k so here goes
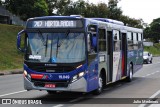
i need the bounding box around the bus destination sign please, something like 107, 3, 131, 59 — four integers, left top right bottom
27, 20, 83, 28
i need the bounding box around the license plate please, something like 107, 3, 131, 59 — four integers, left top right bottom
45, 83, 56, 88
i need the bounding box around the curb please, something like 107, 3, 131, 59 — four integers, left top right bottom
0, 69, 23, 76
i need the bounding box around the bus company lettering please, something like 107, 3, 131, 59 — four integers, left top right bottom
34, 20, 76, 28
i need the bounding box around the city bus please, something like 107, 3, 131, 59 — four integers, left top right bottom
17, 15, 143, 94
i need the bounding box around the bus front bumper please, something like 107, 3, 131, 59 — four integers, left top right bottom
24, 77, 87, 92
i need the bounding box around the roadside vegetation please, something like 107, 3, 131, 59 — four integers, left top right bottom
144, 43, 160, 56
0, 24, 23, 70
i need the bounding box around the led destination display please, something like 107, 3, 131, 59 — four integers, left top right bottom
27, 20, 83, 28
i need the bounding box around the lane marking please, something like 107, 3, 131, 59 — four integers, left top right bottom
0, 90, 27, 97
52, 104, 64, 107
141, 71, 159, 78
138, 90, 160, 107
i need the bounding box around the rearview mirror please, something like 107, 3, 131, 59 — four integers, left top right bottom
17, 30, 26, 52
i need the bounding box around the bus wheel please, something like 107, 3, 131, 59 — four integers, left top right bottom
126, 64, 133, 82
93, 74, 103, 95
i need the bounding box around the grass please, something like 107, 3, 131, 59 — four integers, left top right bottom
0, 24, 24, 70
144, 43, 160, 56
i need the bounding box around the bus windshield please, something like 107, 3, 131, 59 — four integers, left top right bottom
26, 32, 86, 63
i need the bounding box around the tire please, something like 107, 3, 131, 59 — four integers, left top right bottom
126, 64, 133, 82
93, 73, 103, 95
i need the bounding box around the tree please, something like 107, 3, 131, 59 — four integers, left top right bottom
144, 18, 160, 43
63, 0, 109, 18
4, 0, 48, 21
46, 0, 70, 15
107, 0, 122, 20
120, 15, 143, 28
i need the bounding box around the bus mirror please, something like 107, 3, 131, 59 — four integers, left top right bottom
17, 30, 26, 52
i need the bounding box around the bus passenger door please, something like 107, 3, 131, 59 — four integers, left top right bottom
121, 33, 127, 77
112, 30, 121, 82
107, 31, 113, 82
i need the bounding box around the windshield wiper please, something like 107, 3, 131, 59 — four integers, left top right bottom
56, 30, 70, 58
45, 34, 48, 57
57, 30, 70, 47
37, 29, 46, 46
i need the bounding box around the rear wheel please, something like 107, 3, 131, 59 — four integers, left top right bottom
93, 74, 103, 95
126, 64, 133, 82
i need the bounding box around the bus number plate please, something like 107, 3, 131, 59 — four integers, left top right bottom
45, 83, 56, 88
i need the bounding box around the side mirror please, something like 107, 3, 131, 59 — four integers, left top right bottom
17, 30, 26, 52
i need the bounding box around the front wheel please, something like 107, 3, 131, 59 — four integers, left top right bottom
126, 64, 133, 82
93, 74, 103, 95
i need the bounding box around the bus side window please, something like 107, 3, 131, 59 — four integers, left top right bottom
99, 29, 106, 52
133, 32, 138, 50
138, 33, 142, 49
127, 32, 133, 50
113, 30, 120, 52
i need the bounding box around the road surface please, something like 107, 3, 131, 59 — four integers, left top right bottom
0, 57, 160, 107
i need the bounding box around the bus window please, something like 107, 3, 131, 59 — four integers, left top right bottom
133, 33, 138, 50
127, 32, 132, 40
99, 29, 106, 52
138, 33, 142, 49
127, 32, 133, 50
113, 30, 120, 52
138, 33, 142, 41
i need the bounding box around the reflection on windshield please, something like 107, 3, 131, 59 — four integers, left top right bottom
26, 33, 85, 63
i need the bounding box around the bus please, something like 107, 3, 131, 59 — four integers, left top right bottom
17, 15, 143, 94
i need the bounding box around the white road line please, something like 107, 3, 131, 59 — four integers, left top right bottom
0, 90, 27, 97
141, 71, 160, 78
52, 104, 64, 107
138, 90, 160, 107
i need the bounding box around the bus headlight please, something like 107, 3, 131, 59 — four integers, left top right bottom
24, 70, 27, 77
24, 70, 31, 81
71, 71, 85, 83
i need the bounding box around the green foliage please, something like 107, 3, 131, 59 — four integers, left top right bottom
144, 18, 160, 43
4, 0, 48, 21
108, 0, 122, 20
144, 44, 160, 56
3, 0, 143, 28
0, 24, 24, 70
46, 0, 70, 15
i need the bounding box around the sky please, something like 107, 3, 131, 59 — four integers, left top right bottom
82, 0, 160, 24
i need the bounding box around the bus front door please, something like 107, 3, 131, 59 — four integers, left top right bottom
121, 33, 127, 77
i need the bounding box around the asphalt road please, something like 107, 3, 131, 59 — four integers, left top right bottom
1, 57, 160, 107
